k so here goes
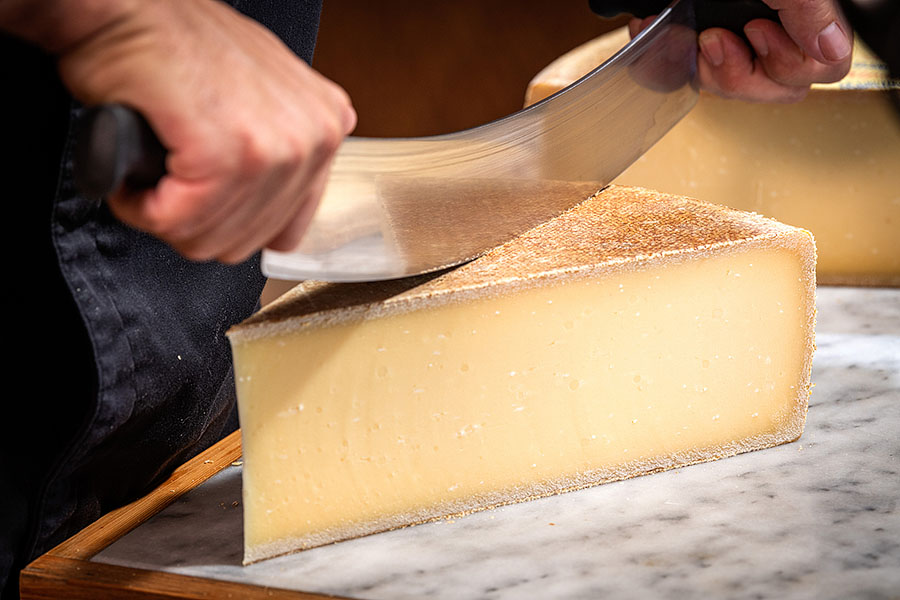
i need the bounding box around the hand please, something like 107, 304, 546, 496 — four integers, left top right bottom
5, 0, 356, 264
630, 0, 853, 103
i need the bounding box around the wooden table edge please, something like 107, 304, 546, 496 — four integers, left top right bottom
20, 430, 349, 599
49, 430, 244, 561
20, 554, 355, 600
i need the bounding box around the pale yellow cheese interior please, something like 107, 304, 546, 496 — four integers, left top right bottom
237, 250, 807, 559
230, 187, 815, 565
617, 94, 899, 285
527, 29, 900, 286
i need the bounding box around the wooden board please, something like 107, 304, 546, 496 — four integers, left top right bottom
19, 431, 346, 600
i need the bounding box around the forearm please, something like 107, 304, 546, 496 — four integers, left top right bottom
0, 0, 138, 53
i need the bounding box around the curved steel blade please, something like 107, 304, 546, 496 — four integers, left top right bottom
263, 0, 698, 282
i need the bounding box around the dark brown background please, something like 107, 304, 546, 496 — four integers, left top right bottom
312, 1, 628, 137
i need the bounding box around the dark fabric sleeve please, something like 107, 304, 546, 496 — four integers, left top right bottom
0, 2, 323, 598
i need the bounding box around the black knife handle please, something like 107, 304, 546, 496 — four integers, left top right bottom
74, 104, 168, 197
590, 0, 780, 40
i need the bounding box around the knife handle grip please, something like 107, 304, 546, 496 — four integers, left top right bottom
590, 0, 780, 41
74, 104, 168, 197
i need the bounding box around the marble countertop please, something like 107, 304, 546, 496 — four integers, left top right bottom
94, 286, 900, 599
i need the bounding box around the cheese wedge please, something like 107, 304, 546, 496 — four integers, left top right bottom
527, 28, 900, 286
228, 185, 816, 565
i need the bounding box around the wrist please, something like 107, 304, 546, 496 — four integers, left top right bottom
0, 0, 140, 53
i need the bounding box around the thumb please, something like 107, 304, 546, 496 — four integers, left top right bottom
767, 0, 853, 63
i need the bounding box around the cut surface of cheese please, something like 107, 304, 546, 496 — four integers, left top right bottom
527, 29, 900, 286
228, 185, 816, 565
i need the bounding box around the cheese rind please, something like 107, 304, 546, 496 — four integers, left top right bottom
526, 30, 900, 286
229, 186, 816, 565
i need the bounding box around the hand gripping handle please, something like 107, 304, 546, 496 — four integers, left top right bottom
589, 0, 779, 42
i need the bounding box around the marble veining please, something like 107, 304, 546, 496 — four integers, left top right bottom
94, 287, 900, 599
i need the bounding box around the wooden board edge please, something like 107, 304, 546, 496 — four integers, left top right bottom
20, 555, 349, 600
44, 430, 243, 561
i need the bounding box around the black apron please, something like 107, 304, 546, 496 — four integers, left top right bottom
0, 2, 322, 597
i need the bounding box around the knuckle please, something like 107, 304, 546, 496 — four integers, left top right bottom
237, 130, 269, 176
318, 121, 343, 154
762, 59, 803, 86
714, 71, 746, 98
285, 137, 310, 167
305, 118, 343, 160
325, 83, 357, 132
326, 80, 353, 109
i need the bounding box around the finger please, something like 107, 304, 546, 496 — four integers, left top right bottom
212, 117, 345, 262
122, 177, 242, 261
105, 186, 158, 231
210, 163, 314, 264
189, 124, 335, 262
744, 18, 851, 86
628, 16, 654, 39
764, 0, 853, 66
108, 171, 242, 250
265, 158, 332, 253
151, 167, 288, 263
335, 87, 358, 135
698, 28, 808, 103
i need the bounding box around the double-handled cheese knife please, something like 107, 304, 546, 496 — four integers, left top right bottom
74, 0, 779, 282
